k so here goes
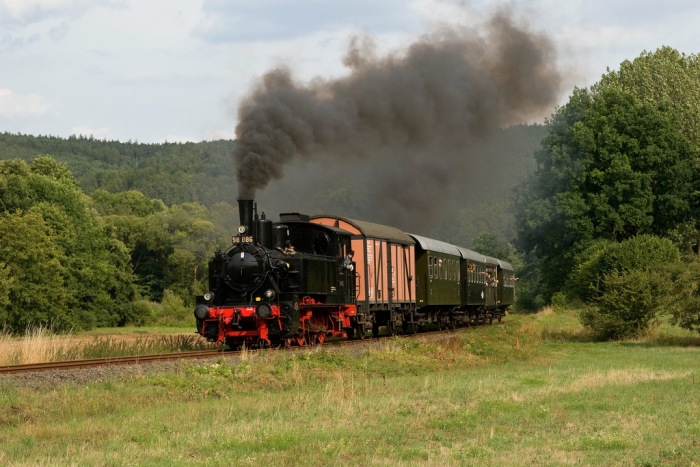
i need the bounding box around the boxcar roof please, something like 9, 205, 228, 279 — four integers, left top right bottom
310, 216, 414, 245
284, 220, 352, 237
455, 246, 486, 263
407, 233, 461, 256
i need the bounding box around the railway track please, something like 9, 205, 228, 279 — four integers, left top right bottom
0, 349, 224, 375
0, 322, 503, 376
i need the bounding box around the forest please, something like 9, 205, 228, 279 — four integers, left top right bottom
1, 46, 700, 338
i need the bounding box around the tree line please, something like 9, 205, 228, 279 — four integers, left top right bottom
0, 135, 238, 207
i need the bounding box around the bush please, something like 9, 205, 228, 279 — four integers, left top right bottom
151, 289, 192, 327
567, 235, 680, 301
121, 300, 157, 326
550, 292, 569, 311
579, 269, 670, 340
668, 261, 700, 333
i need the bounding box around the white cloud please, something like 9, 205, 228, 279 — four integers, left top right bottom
1, 0, 699, 143
0, 0, 124, 25
192, 0, 418, 43
0, 89, 56, 118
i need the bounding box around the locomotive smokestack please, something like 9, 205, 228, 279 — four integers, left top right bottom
238, 199, 254, 233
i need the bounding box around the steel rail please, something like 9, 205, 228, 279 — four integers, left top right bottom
0, 349, 224, 375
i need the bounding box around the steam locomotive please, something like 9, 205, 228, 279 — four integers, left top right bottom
194, 200, 515, 349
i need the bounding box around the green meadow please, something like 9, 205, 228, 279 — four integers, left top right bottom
1, 310, 698, 466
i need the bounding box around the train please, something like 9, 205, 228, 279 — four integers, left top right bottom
194, 199, 515, 349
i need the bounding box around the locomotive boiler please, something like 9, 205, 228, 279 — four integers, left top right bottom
194, 200, 358, 348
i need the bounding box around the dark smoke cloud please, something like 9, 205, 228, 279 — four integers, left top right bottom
234, 11, 561, 229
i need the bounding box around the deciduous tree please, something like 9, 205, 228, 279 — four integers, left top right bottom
517, 84, 697, 297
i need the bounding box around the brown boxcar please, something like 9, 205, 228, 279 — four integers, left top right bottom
310, 216, 416, 336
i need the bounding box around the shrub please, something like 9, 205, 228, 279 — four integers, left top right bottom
152, 289, 192, 327
121, 300, 157, 326
550, 292, 569, 311
567, 235, 680, 302
579, 269, 670, 340
668, 261, 700, 333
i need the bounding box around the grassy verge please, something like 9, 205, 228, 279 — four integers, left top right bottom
1, 311, 698, 466
0, 326, 209, 365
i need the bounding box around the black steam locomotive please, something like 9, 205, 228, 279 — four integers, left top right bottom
194, 200, 515, 348
194, 200, 358, 348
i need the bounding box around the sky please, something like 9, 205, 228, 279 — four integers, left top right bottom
1, 0, 698, 144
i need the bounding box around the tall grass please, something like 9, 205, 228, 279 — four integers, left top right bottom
0, 325, 65, 365
0, 326, 212, 365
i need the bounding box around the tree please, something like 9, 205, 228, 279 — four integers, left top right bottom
0, 210, 71, 331
0, 157, 139, 332
516, 85, 697, 298
0, 263, 12, 312
472, 232, 520, 265
94, 194, 221, 303
598, 46, 700, 151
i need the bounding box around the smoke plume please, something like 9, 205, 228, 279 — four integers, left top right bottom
234, 11, 561, 230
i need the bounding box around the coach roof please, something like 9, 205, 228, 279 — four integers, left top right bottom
407, 233, 461, 256
455, 246, 486, 263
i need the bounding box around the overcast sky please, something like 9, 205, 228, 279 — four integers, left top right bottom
1, 0, 697, 143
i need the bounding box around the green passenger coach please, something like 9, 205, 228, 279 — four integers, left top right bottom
408, 233, 461, 308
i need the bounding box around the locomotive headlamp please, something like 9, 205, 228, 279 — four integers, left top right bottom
203, 291, 215, 302
238, 225, 247, 234
264, 289, 276, 299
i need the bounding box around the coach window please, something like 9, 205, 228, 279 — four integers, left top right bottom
428, 256, 433, 279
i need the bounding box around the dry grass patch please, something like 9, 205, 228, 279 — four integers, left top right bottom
564, 368, 691, 392
0, 327, 208, 365
507, 368, 692, 403
0, 326, 71, 364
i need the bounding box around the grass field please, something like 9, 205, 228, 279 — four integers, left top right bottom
1, 310, 698, 466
